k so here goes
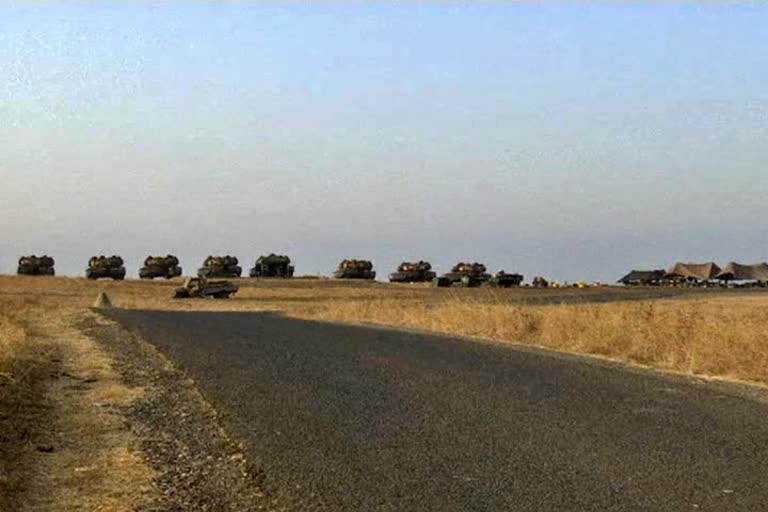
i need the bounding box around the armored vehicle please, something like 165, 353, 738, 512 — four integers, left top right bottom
198, 255, 242, 278
532, 276, 549, 288
389, 261, 436, 283
173, 276, 238, 299
490, 271, 524, 288
249, 254, 295, 278
139, 255, 182, 279
86, 255, 126, 280
17, 255, 55, 276
334, 259, 375, 280
434, 262, 491, 288
617, 270, 666, 286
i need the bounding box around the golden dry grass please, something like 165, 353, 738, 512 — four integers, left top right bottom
291, 295, 768, 385
2, 275, 767, 385
0, 295, 45, 387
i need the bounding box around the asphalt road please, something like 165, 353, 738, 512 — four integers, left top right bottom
106, 310, 768, 511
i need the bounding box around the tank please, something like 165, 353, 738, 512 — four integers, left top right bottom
434, 262, 491, 288
86, 255, 126, 280
173, 276, 238, 299
17, 255, 55, 276
489, 271, 524, 288
334, 259, 376, 280
389, 261, 436, 283
198, 255, 242, 278
139, 255, 182, 279
249, 254, 295, 278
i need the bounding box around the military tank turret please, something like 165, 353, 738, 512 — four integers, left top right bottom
86, 255, 126, 280
198, 255, 242, 278
489, 271, 524, 288
434, 262, 491, 288
334, 259, 375, 280
139, 255, 182, 279
389, 261, 436, 283
249, 254, 294, 278
17, 255, 55, 276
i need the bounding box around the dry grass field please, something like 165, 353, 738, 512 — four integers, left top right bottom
1, 275, 767, 386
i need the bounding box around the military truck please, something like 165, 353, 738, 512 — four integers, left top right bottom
249, 254, 294, 278
86, 255, 126, 280
334, 259, 375, 280
139, 255, 182, 279
198, 255, 242, 278
434, 262, 491, 288
17, 255, 55, 276
489, 271, 524, 288
389, 261, 436, 283
173, 276, 238, 299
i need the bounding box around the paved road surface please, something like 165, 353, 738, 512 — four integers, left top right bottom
106, 310, 768, 511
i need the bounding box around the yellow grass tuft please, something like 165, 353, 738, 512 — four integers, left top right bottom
0, 296, 44, 385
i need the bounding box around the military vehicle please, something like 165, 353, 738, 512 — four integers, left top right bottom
17, 255, 55, 276
532, 276, 549, 288
86, 255, 126, 280
139, 255, 182, 279
173, 276, 238, 299
489, 271, 524, 288
389, 261, 436, 283
198, 255, 242, 278
334, 259, 375, 280
249, 254, 294, 278
434, 262, 491, 288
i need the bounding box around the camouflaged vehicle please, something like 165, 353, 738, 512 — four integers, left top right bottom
173, 276, 238, 299
434, 262, 491, 288
198, 255, 242, 278
334, 259, 376, 280
389, 261, 436, 283
86, 255, 126, 280
139, 255, 182, 279
17, 255, 55, 276
489, 271, 524, 288
249, 254, 295, 278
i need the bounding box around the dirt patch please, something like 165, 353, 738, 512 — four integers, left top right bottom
79, 312, 282, 511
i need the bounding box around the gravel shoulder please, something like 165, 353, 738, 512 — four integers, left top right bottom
78, 311, 282, 511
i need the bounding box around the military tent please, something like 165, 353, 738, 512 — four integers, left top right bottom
715, 262, 768, 281
665, 262, 721, 281
617, 270, 666, 285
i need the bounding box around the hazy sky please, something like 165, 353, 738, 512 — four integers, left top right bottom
2, 3, 767, 281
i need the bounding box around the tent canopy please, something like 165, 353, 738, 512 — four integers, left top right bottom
716, 262, 768, 281
666, 262, 721, 280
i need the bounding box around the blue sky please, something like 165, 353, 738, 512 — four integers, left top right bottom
1, 3, 767, 280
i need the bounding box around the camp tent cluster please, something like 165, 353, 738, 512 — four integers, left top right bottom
619, 262, 768, 285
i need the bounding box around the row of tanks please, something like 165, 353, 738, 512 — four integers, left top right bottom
14, 254, 525, 287
197, 254, 295, 278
